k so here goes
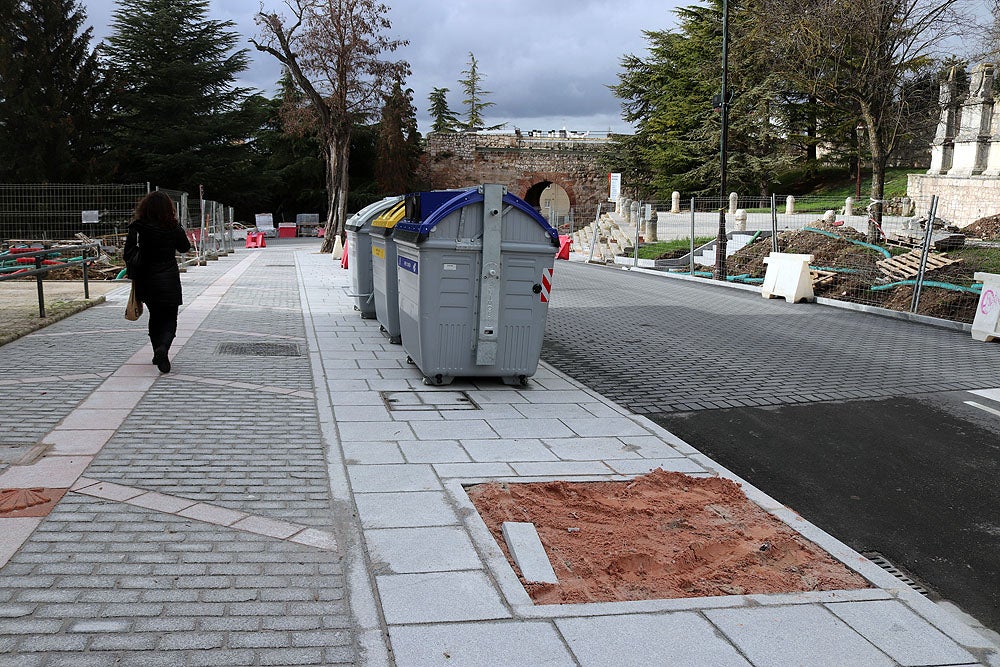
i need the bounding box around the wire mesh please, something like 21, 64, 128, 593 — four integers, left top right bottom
0, 184, 149, 244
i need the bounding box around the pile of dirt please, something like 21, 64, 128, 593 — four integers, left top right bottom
468, 469, 870, 605
700, 219, 987, 322
963, 214, 1000, 240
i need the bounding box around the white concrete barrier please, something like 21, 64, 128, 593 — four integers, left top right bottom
972, 272, 1000, 342
762, 252, 815, 303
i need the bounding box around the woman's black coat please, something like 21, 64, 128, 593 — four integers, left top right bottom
124, 219, 192, 306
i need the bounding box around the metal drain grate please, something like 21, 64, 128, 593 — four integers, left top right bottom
217, 342, 301, 357
863, 551, 935, 597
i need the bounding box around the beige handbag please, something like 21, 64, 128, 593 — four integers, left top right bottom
125, 283, 143, 321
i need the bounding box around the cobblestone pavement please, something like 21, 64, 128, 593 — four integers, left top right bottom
1, 242, 997, 666
0, 245, 357, 666
541, 263, 1000, 414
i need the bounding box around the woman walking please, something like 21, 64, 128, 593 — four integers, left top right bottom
124, 191, 191, 373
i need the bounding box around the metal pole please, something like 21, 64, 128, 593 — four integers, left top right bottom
771, 193, 779, 254
587, 204, 602, 263
82, 256, 90, 300
715, 0, 730, 281
634, 200, 641, 267
911, 195, 939, 313
35, 255, 45, 318
690, 198, 696, 276
199, 185, 206, 262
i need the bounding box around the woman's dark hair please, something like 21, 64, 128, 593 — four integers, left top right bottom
134, 191, 179, 227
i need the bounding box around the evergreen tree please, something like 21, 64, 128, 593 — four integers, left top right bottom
376, 80, 421, 194
0, 0, 104, 182
458, 52, 495, 131
100, 0, 252, 193
427, 87, 459, 133
611, 0, 794, 198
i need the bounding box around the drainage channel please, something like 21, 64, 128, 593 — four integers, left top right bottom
863, 551, 938, 598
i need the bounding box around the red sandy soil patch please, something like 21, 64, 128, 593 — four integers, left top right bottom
468, 469, 870, 605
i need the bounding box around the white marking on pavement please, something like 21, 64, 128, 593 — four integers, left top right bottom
72, 477, 338, 551
963, 401, 1000, 419
969, 388, 1000, 404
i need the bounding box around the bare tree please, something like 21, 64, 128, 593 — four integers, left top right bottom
762, 0, 971, 240
252, 0, 408, 252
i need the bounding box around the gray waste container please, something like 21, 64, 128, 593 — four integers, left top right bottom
392, 184, 559, 386
345, 196, 402, 319
369, 199, 407, 343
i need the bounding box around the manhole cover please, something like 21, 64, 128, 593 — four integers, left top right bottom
381, 390, 480, 411
217, 342, 301, 357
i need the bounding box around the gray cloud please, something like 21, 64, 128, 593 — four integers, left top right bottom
80, 0, 682, 132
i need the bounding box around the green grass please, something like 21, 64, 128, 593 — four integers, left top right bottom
636, 237, 715, 259
951, 246, 1000, 277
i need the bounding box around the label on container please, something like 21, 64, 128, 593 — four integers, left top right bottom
398, 256, 418, 274
372, 246, 385, 259
443, 263, 457, 271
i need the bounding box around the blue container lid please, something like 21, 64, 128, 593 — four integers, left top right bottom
394, 187, 559, 243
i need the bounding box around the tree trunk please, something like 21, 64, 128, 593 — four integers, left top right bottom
861, 109, 887, 244
320, 131, 352, 254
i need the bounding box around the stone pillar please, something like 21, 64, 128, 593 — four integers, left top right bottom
951, 63, 994, 176
928, 69, 958, 175
728, 192, 738, 215
785, 196, 795, 215
630, 200, 640, 228
985, 88, 1000, 176
646, 208, 658, 242
671, 191, 680, 214
845, 197, 855, 217
735, 209, 747, 231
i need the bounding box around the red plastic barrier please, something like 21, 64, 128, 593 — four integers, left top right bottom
340, 237, 349, 269
556, 235, 571, 260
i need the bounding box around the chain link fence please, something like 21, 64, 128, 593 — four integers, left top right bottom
0, 183, 239, 260
576, 192, 999, 325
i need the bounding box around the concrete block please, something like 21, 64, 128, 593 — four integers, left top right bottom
375, 571, 510, 624
556, 612, 752, 667
353, 491, 457, 528
706, 605, 895, 667
972, 271, 1000, 342
366, 526, 481, 573
389, 621, 575, 667
762, 252, 815, 303
501, 522, 557, 584
827, 600, 978, 666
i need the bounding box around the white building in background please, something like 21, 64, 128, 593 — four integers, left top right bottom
908, 63, 1000, 225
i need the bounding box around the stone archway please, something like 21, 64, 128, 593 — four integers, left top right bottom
523, 181, 571, 228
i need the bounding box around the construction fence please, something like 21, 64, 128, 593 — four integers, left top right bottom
574, 193, 1000, 325
0, 183, 240, 260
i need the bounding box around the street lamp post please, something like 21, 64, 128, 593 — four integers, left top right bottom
856, 122, 865, 201
714, 0, 730, 281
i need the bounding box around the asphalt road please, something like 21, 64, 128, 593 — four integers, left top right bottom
540, 261, 1000, 632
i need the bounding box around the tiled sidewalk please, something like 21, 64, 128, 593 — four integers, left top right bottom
0, 241, 996, 666
296, 248, 999, 666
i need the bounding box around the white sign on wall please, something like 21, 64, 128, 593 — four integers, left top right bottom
608, 173, 621, 202
81, 210, 99, 224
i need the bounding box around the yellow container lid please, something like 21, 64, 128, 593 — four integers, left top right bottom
371, 201, 406, 229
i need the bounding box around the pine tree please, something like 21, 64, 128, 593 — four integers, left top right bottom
100, 0, 251, 193
376, 80, 421, 194
0, 0, 104, 182
610, 0, 794, 198
458, 52, 495, 131
427, 87, 459, 133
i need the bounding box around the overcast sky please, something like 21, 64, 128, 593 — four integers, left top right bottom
77, 0, 685, 135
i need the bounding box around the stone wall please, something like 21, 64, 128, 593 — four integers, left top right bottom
909, 63, 1000, 225
424, 132, 611, 217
